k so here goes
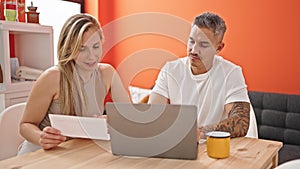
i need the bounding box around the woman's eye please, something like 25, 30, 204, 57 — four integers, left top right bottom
80, 46, 86, 51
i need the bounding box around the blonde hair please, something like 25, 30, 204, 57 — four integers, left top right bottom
57, 13, 104, 116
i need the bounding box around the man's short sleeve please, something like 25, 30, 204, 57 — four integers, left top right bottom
225, 67, 250, 104
152, 63, 170, 99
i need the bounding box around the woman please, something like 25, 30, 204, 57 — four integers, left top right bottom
18, 14, 131, 154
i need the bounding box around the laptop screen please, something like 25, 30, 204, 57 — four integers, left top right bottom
106, 103, 198, 160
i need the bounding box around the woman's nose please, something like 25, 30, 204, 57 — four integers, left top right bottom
86, 48, 98, 58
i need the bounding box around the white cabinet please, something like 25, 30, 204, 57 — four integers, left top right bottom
0, 21, 54, 112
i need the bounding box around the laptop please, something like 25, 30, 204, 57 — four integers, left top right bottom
106, 102, 198, 160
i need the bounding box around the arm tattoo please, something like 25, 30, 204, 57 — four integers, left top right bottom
216, 102, 250, 138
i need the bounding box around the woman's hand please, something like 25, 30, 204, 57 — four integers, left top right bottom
93, 114, 109, 133
99, 114, 107, 121
39, 126, 66, 150
93, 114, 107, 120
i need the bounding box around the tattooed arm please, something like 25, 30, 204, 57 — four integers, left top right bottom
198, 102, 250, 139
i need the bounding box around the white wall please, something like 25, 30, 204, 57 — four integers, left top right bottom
25, 0, 80, 65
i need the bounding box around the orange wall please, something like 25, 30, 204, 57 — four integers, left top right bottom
84, 0, 98, 20
86, 0, 300, 95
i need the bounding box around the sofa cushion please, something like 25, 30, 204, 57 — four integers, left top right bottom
286, 112, 300, 130
279, 144, 300, 164
249, 91, 300, 146
259, 125, 284, 142
287, 95, 300, 113
261, 109, 285, 128
249, 91, 300, 164
263, 93, 288, 112
284, 129, 300, 145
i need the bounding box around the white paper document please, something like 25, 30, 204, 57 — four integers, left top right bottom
49, 114, 110, 140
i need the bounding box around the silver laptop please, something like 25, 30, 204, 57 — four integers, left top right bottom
106, 103, 198, 160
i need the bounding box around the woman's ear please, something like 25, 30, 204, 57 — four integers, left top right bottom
216, 42, 225, 53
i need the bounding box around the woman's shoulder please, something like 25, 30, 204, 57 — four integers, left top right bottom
38, 66, 60, 82
44, 66, 60, 75
32, 66, 60, 95
97, 63, 115, 73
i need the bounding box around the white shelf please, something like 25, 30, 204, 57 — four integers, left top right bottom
0, 21, 54, 109
0, 84, 5, 92
5, 81, 35, 92
0, 21, 52, 34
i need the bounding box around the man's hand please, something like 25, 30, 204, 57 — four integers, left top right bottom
198, 124, 217, 140
197, 128, 205, 140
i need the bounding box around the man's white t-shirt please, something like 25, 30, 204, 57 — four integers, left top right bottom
152, 56, 250, 127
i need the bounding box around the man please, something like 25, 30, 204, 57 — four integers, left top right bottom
148, 12, 250, 139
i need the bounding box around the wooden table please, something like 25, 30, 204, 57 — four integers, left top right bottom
0, 137, 282, 169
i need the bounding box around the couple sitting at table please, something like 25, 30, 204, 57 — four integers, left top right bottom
18, 12, 252, 155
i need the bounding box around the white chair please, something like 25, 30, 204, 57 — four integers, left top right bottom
0, 102, 26, 160
245, 104, 258, 138
275, 159, 300, 169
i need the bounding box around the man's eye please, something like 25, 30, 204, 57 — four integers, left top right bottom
93, 44, 100, 49
189, 39, 195, 44
200, 42, 209, 48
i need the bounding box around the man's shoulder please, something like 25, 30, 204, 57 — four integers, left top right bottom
214, 56, 241, 69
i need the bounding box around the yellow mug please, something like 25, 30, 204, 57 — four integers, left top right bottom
206, 131, 230, 159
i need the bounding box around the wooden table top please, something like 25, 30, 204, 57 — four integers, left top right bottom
0, 137, 282, 169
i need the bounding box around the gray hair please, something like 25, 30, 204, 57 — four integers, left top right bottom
193, 12, 227, 42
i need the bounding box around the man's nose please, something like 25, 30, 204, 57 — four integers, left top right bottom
191, 44, 200, 54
